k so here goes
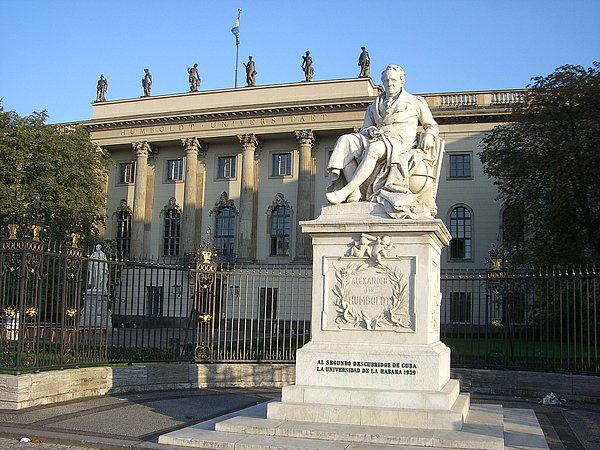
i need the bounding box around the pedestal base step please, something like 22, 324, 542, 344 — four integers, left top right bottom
159, 405, 548, 450
267, 393, 470, 431
282, 379, 460, 410
219, 403, 503, 448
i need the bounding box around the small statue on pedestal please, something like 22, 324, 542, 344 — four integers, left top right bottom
243, 56, 257, 87
96, 74, 108, 102
87, 244, 108, 293
187, 64, 201, 92
302, 51, 314, 82
358, 47, 371, 78
142, 68, 152, 96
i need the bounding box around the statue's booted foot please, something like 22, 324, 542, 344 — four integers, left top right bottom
326, 190, 345, 205
347, 189, 361, 203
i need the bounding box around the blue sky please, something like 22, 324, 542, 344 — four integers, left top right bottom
1, 0, 599, 124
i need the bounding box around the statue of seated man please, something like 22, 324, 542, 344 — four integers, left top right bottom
326, 65, 440, 219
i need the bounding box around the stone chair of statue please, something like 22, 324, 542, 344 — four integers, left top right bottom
407, 131, 445, 217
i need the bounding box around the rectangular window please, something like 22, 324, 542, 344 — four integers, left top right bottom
259, 287, 278, 320
116, 210, 132, 257
217, 156, 236, 179
450, 292, 471, 323
119, 162, 135, 184
163, 209, 181, 256
215, 207, 236, 261
270, 206, 291, 256
272, 153, 292, 177
166, 159, 184, 181
146, 286, 164, 316
449, 154, 471, 178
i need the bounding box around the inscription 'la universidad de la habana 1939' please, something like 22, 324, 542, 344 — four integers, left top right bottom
316, 359, 417, 376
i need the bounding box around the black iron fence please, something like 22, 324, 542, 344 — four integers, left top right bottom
441, 267, 599, 374
0, 235, 312, 372
0, 233, 598, 375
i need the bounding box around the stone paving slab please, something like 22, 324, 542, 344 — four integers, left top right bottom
503, 409, 549, 449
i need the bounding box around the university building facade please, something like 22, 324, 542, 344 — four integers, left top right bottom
84, 77, 523, 270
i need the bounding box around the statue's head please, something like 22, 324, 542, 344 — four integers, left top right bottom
381, 65, 405, 97
95, 244, 102, 251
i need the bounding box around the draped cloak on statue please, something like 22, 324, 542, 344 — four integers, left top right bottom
327, 89, 438, 218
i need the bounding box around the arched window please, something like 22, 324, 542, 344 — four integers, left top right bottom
115, 199, 132, 257
162, 198, 181, 256
449, 206, 472, 259
270, 205, 292, 256
210, 192, 238, 261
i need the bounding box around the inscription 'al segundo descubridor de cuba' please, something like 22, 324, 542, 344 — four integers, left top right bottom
331, 234, 411, 331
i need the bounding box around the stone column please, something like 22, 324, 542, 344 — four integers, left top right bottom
181, 137, 200, 257
131, 141, 150, 257
95, 144, 109, 241
294, 130, 315, 261
237, 134, 259, 261
194, 143, 208, 251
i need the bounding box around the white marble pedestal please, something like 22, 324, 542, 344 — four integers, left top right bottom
79, 290, 112, 330
266, 202, 469, 430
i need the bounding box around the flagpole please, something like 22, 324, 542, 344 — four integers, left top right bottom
234, 8, 241, 88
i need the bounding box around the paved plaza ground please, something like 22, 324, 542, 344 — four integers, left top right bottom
0, 388, 597, 449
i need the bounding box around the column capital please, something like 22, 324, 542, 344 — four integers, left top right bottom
181, 137, 200, 154
237, 133, 259, 150
294, 129, 315, 146
132, 141, 151, 157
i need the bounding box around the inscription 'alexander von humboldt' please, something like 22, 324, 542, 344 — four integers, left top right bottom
332, 262, 411, 331
348, 276, 390, 305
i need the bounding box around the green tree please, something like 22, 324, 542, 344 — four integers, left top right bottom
479, 62, 600, 264
0, 103, 109, 243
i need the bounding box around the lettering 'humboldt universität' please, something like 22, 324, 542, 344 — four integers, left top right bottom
118, 114, 329, 137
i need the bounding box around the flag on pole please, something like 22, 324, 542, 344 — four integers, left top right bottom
231, 17, 240, 45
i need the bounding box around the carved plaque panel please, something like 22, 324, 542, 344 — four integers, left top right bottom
323, 256, 415, 332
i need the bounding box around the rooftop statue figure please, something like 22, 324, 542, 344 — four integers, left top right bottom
142, 68, 152, 97
243, 56, 257, 87
187, 64, 201, 92
358, 47, 371, 78
96, 74, 108, 102
302, 51, 314, 82
326, 65, 444, 219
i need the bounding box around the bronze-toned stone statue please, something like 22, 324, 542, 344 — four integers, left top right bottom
96, 74, 108, 102
243, 56, 257, 87
358, 47, 371, 78
302, 51, 314, 82
187, 64, 201, 92
142, 68, 152, 97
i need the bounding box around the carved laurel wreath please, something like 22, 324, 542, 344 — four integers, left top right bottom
332, 262, 411, 331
